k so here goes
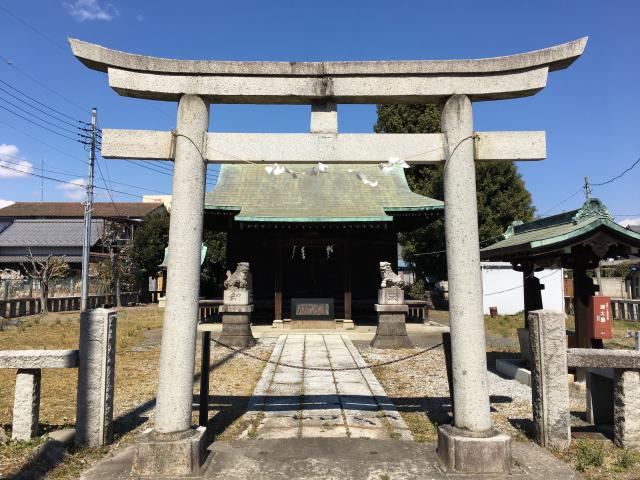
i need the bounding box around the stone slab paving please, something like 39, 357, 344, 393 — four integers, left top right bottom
81, 438, 582, 480
241, 333, 412, 440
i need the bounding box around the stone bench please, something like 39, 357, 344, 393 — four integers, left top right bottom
566, 348, 640, 449
0, 350, 79, 441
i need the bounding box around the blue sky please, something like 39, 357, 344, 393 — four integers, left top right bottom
0, 0, 638, 225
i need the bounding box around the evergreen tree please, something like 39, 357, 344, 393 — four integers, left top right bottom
125, 209, 227, 295
374, 104, 535, 280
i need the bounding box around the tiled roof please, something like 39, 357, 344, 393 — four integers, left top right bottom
0, 219, 103, 247
481, 199, 640, 259
0, 255, 83, 264
204, 163, 443, 222
0, 202, 164, 219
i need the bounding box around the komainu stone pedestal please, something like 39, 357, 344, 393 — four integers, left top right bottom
437, 424, 511, 473
370, 304, 412, 349
218, 304, 256, 348
133, 426, 206, 476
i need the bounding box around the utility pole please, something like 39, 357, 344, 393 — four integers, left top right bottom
584, 176, 592, 200
80, 108, 97, 312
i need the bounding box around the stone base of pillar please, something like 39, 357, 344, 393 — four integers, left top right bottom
437, 424, 511, 474
218, 305, 256, 348
132, 426, 206, 476
370, 304, 412, 349
342, 319, 355, 330
272, 319, 284, 329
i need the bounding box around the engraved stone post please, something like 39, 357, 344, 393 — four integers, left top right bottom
529, 309, 571, 450
218, 262, 256, 348
76, 308, 117, 446
614, 369, 640, 449
12, 369, 41, 441
371, 262, 412, 348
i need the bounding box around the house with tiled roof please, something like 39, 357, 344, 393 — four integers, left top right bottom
0, 202, 166, 270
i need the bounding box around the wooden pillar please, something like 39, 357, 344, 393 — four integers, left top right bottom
344, 239, 352, 320
573, 263, 597, 350
274, 238, 282, 320
523, 265, 544, 329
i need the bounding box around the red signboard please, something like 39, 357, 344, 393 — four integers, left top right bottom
587, 296, 612, 340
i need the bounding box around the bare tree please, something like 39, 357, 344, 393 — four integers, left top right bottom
21, 248, 70, 314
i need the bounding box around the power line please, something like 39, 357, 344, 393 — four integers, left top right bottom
0, 153, 170, 195
124, 159, 173, 176
95, 155, 121, 216
0, 94, 81, 135
0, 5, 72, 57
0, 78, 83, 123
0, 54, 88, 114
484, 270, 558, 296
0, 84, 83, 128
0, 103, 82, 142
0, 118, 87, 165
539, 187, 583, 217
0, 163, 144, 198
592, 157, 640, 187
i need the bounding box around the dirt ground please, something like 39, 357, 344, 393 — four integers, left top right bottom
2, 308, 639, 479
0, 306, 273, 479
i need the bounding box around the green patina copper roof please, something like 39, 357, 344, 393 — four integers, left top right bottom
481, 198, 640, 259
204, 163, 443, 222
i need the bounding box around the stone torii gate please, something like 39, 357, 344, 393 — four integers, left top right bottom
69, 37, 586, 475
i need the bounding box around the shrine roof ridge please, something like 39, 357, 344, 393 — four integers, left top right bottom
69, 37, 587, 77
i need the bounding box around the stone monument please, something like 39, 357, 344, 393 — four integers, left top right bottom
371, 262, 412, 348
218, 262, 256, 347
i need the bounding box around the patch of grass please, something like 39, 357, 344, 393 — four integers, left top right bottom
484, 313, 524, 339
246, 424, 258, 439
613, 449, 640, 472
575, 440, 604, 472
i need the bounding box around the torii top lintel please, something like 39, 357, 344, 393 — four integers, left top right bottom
69, 37, 587, 104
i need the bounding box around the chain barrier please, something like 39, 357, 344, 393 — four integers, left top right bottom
211, 337, 444, 372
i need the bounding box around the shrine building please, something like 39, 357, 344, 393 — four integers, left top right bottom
204, 162, 443, 325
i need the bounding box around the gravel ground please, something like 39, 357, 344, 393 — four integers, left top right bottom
358, 343, 587, 443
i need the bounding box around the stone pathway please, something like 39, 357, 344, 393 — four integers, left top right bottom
242, 334, 412, 440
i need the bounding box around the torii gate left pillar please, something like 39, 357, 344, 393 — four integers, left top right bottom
69, 36, 586, 476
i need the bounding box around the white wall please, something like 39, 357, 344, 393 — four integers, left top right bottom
598, 277, 629, 299
481, 262, 564, 316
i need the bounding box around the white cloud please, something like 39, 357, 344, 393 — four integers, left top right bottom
0, 144, 33, 178
0, 199, 14, 209
619, 218, 640, 227
57, 178, 86, 201
63, 0, 119, 22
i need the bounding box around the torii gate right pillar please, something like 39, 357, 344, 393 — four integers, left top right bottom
437, 94, 511, 473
